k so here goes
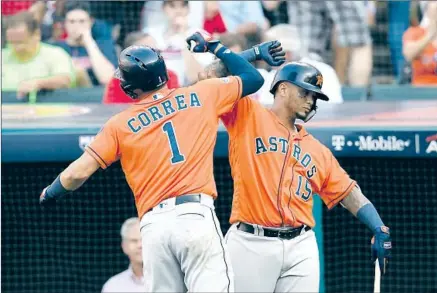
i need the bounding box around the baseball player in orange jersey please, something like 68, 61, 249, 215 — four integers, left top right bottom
200, 61, 392, 292
38, 31, 266, 292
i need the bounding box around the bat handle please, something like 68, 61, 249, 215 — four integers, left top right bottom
374, 260, 381, 293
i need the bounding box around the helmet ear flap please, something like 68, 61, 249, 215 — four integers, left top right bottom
302, 99, 318, 123
120, 82, 139, 99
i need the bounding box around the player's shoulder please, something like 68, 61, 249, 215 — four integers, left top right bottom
300, 125, 332, 155
193, 76, 239, 88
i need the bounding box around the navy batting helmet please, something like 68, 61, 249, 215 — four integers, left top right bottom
270, 62, 329, 101
115, 45, 169, 99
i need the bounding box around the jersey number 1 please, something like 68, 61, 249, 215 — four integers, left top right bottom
162, 121, 185, 164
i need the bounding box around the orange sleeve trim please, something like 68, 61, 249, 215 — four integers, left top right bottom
85, 146, 108, 169
326, 180, 357, 210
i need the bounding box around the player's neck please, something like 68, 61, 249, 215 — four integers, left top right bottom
130, 262, 143, 278
271, 103, 297, 133
136, 85, 170, 102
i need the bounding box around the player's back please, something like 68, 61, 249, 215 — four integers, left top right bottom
86, 77, 242, 218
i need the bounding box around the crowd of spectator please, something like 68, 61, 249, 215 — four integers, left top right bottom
2, 0, 436, 104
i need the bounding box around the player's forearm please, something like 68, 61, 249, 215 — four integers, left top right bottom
340, 185, 370, 216
341, 185, 385, 232
206, 49, 257, 79
42, 153, 100, 201
60, 169, 89, 191
44, 165, 89, 200
84, 39, 115, 85
212, 44, 264, 96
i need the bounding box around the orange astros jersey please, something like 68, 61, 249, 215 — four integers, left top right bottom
222, 97, 356, 228
86, 76, 242, 218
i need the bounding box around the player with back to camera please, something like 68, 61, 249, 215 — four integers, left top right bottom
39, 30, 265, 292
200, 59, 393, 292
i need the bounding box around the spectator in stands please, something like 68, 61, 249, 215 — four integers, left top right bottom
219, 32, 248, 53
261, 0, 289, 27
53, 1, 117, 86
88, 1, 144, 47
387, 1, 411, 79
141, 1, 204, 35
217, 1, 267, 37
203, 1, 227, 36
38, 0, 68, 42
256, 24, 343, 105
2, 11, 74, 99
288, 1, 373, 86
103, 31, 180, 104
101, 217, 144, 293
1, 1, 35, 16
402, 2, 437, 85
146, 1, 212, 86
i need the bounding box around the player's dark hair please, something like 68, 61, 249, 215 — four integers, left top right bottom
5, 11, 39, 34
65, 1, 92, 17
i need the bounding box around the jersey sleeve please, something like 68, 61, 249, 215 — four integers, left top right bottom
85, 118, 120, 169
317, 147, 356, 209
196, 76, 242, 117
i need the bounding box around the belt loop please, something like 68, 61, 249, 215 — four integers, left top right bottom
300, 225, 307, 235
257, 225, 264, 236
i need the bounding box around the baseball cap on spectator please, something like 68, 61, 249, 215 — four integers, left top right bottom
102, 31, 180, 104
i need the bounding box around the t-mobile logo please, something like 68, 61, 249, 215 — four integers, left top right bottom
332, 135, 345, 151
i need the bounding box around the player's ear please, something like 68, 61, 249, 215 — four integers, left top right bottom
121, 240, 128, 254
278, 82, 288, 97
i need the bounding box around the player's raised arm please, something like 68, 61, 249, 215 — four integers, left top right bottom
186, 31, 264, 97
340, 186, 392, 275
204, 41, 286, 79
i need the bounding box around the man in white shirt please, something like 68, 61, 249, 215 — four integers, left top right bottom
255, 24, 344, 105
101, 217, 144, 293
144, 1, 213, 85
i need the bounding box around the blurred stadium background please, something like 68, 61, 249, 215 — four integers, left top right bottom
2, 1, 437, 293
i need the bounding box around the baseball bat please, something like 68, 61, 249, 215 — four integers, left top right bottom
374, 260, 381, 293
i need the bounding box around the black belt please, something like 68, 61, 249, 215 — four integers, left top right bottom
237, 222, 311, 240
147, 194, 201, 213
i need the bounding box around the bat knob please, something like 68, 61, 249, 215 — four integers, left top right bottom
190, 40, 196, 52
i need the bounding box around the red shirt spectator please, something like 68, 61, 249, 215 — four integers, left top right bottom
204, 12, 227, 35
1, 1, 34, 16
103, 70, 180, 104
203, 1, 227, 35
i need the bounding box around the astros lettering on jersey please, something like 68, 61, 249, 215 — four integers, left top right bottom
86, 76, 242, 218
221, 97, 356, 228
